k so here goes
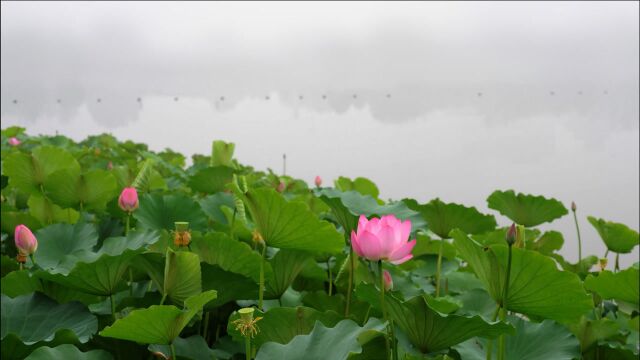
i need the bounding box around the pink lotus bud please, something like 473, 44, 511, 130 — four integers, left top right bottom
314, 176, 322, 188
8, 137, 21, 146
118, 187, 139, 212
506, 223, 517, 245
107, 161, 113, 170
383, 270, 393, 291
571, 201, 576, 212
14, 225, 37, 256
276, 181, 285, 193
350, 214, 416, 265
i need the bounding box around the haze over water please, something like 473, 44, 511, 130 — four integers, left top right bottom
2, 2, 638, 264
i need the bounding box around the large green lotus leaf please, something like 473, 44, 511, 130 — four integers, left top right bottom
301, 291, 371, 324
0, 208, 42, 234
526, 230, 564, 255
255, 318, 385, 360
239, 188, 344, 253
412, 233, 457, 259
134, 193, 208, 231
550, 253, 599, 275
1, 293, 97, 344
315, 188, 426, 236
191, 232, 269, 283
334, 176, 380, 199
404, 198, 496, 239
356, 284, 513, 353
227, 306, 343, 348
266, 249, 315, 298
451, 230, 593, 323
1, 270, 42, 297
163, 248, 202, 306
36, 250, 139, 296
472, 227, 541, 247
24, 344, 113, 360
98, 229, 161, 255
568, 316, 620, 352
211, 140, 235, 167
34, 222, 99, 270
45, 169, 117, 210
454, 316, 580, 360
201, 264, 257, 307
100, 290, 217, 345
27, 194, 79, 225
188, 166, 235, 194
3, 146, 80, 195
487, 190, 568, 227
587, 216, 639, 254
148, 335, 216, 360
199, 193, 236, 225
584, 267, 639, 306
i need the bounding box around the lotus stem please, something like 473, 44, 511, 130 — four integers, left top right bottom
203, 311, 210, 344
29, 254, 36, 266
615, 254, 620, 272
486, 304, 501, 360
110, 294, 117, 322
230, 208, 237, 240
125, 212, 131, 236
571, 208, 583, 267
345, 247, 354, 317
258, 242, 267, 310
378, 261, 391, 360
435, 239, 444, 297
159, 293, 167, 305
498, 244, 514, 360
327, 258, 333, 296
245, 334, 251, 360
170, 343, 176, 360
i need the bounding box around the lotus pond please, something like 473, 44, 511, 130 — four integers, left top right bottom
1, 126, 638, 360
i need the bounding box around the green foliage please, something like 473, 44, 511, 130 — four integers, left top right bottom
487, 190, 568, 227
584, 267, 639, 306
404, 198, 497, 238
587, 216, 639, 254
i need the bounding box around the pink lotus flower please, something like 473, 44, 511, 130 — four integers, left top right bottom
314, 176, 322, 188
351, 214, 416, 264
8, 137, 21, 146
15, 225, 37, 256
383, 270, 393, 291
118, 187, 139, 212
276, 181, 285, 193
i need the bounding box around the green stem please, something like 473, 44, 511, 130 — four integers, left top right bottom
486, 305, 501, 360
378, 261, 391, 360
258, 242, 267, 310
345, 247, 354, 317
125, 212, 131, 236
160, 293, 167, 305
203, 311, 210, 344
170, 343, 176, 360
245, 335, 252, 360
615, 254, 620, 272
29, 254, 36, 266
435, 239, 444, 297
129, 268, 133, 297
572, 210, 582, 265
19, 262, 23, 271
498, 244, 514, 360
110, 294, 117, 321
230, 208, 237, 240
327, 258, 333, 296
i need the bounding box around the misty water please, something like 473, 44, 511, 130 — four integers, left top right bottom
1, 2, 639, 265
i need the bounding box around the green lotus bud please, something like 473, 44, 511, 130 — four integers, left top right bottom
571, 201, 576, 212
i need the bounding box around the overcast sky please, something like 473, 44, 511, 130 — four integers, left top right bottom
1, 1, 638, 264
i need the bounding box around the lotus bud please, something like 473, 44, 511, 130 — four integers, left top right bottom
383, 270, 393, 291
107, 161, 113, 170
118, 187, 139, 212
314, 176, 322, 188
173, 222, 191, 247
506, 223, 517, 246
252, 229, 265, 246
15, 225, 37, 262
598, 258, 608, 271
8, 137, 21, 146
571, 201, 576, 212
276, 181, 285, 193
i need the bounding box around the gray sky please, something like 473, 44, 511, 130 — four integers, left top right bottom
1, 1, 638, 265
